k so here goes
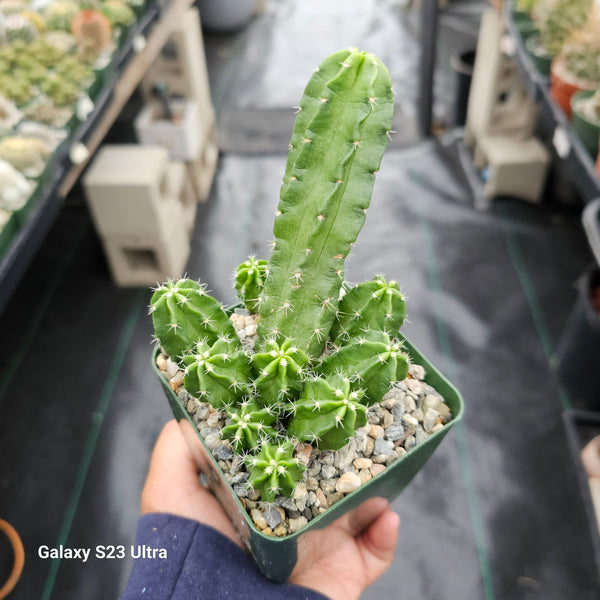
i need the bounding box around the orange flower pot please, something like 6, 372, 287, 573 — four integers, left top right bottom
550, 57, 596, 119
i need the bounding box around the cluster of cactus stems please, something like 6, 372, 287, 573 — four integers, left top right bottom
151, 48, 412, 503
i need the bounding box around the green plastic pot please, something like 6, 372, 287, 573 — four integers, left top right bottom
525, 34, 553, 76
571, 90, 600, 160
153, 333, 464, 582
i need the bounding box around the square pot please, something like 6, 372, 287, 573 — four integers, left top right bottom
153, 333, 464, 582
134, 99, 201, 161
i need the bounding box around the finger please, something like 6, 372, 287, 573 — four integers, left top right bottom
356, 509, 400, 583
342, 497, 390, 537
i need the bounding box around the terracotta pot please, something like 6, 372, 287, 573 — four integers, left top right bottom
71, 9, 112, 52
550, 57, 596, 119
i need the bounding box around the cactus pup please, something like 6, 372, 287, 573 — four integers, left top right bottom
151, 48, 414, 503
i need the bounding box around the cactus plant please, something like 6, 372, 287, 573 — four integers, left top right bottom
44, 0, 80, 32
245, 442, 305, 503
234, 256, 267, 313
0, 136, 50, 176
151, 48, 418, 502
182, 336, 252, 408
221, 398, 279, 451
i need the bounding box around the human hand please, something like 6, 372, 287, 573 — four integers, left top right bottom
141, 420, 400, 600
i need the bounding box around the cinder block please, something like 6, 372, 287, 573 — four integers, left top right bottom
101, 206, 190, 287
186, 122, 218, 202
478, 135, 550, 203
141, 8, 214, 127
83, 145, 181, 238
166, 161, 197, 236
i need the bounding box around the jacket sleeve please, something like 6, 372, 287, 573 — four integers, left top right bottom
119, 513, 330, 600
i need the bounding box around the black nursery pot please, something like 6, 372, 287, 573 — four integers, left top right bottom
555, 266, 600, 409
153, 334, 464, 582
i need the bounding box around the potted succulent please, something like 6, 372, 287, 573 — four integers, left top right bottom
527, 0, 593, 76
550, 17, 600, 117
150, 48, 464, 581
571, 89, 600, 159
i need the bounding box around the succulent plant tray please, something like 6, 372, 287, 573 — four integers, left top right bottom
149, 47, 464, 581
0, 0, 149, 236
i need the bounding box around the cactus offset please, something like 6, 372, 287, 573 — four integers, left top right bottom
235, 256, 268, 313
317, 330, 409, 405
221, 398, 279, 451
251, 336, 308, 406
330, 275, 406, 343
257, 47, 394, 358
150, 279, 237, 360
182, 337, 252, 408
245, 442, 305, 502
287, 375, 367, 450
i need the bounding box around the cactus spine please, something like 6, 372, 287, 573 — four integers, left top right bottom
221, 398, 279, 451
235, 256, 268, 313
257, 47, 394, 359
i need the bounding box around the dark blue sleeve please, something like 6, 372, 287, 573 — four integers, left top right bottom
120, 513, 330, 600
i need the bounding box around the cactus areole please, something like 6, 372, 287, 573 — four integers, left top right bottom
151, 48, 412, 501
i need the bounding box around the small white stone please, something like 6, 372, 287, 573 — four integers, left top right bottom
288, 516, 308, 534
156, 354, 167, 372
245, 322, 257, 336
431, 423, 445, 433
166, 358, 179, 378
251, 508, 267, 530
353, 457, 373, 470
402, 414, 419, 428
423, 394, 441, 411
423, 408, 439, 433
408, 364, 426, 380
406, 378, 425, 395
336, 471, 361, 493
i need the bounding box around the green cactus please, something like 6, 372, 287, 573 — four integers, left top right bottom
317, 330, 409, 405
150, 279, 237, 360
101, 0, 135, 28
245, 442, 305, 502
330, 275, 406, 343
235, 256, 268, 313
256, 47, 394, 359
251, 335, 308, 406
287, 375, 367, 450
152, 49, 419, 502
221, 398, 279, 451
182, 337, 253, 408
44, 0, 80, 32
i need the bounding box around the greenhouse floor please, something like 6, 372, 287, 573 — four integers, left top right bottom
1, 1, 600, 599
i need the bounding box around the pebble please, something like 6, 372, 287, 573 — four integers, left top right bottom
288, 516, 308, 534
368, 404, 384, 424
213, 445, 234, 461
245, 322, 257, 336
384, 423, 404, 441
274, 523, 288, 537
412, 407, 424, 423
385, 454, 398, 466
306, 491, 318, 507
196, 403, 210, 420
423, 394, 440, 411
382, 411, 394, 429
334, 440, 357, 469
365, 437, 375, 457
402, 414, 419, 428
187, 399, 199, 414
263, 505, 283, 529
320, 451, 334, 465
408, 364, 426, 380
353, 457, 373, 469
321, 464, 337, 479
251, 508, 267, 530
368, 424, 385, 439
370, 464, 385, 477
234, 483, 250, 498
358, 469, 372, 485
204, 434, 221, 450
320, 479, 337, 495
326, 491, 344, 505
415, 426, 428, 446
274, 496, 297, 513
316, 487, 329, 509
405, 435, 416, 450
374, 437, 394, 457
307, 461, 322, 477
170, 371, 184, 388
296, 443, 312, 466
207, 412, 223, 427
306, 476, 318, 491
336, 471, 361, 493
423, 408, 439, 433
431, 423, 444, 434
380, 395, 398, 410
229, 472, 248, 486
406, 379, 425, 395
166, 358, 179, 378
396, 447, 407, 458
156, 354, 167, 371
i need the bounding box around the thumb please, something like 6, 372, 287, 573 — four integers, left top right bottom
356, 509, 400, 585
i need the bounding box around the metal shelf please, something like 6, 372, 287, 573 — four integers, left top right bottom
503, 8, 600, 203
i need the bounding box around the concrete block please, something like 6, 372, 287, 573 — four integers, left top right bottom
101, 206, 190, 287
186, 122, 218, 202
83, 145, 180, 238
166, 161, 196, 236
135, 99, 202, 161
478, 135, 550, 203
